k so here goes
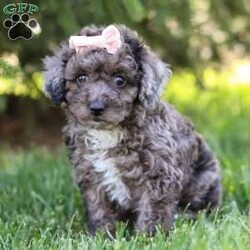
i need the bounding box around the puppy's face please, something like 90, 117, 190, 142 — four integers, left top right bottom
43, 25, 171, 127
64, 49, 141, 126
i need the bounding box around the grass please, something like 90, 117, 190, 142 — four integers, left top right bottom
0, 70, 250, 249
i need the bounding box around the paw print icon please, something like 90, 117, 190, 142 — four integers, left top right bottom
3, 13, 40, 40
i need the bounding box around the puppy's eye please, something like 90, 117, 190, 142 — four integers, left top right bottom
76, 74, 88, 84
114, 75, 126, 88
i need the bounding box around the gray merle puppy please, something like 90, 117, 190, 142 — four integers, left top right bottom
43, 24, 222, 235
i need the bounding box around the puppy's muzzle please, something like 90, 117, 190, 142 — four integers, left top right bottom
89, 99, 106, 116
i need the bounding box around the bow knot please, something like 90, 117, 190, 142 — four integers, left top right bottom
69, 25, 122, 54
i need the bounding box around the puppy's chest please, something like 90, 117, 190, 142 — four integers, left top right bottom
82, 128, 131, 206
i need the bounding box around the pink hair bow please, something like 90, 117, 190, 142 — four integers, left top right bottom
69, 25, 122, 54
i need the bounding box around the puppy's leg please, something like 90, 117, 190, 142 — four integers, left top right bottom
134, 155, 184, 235
71, 156, 118, 235
135, 191, 177, 236
80, 185, 117, 235
179, 136, 222, 216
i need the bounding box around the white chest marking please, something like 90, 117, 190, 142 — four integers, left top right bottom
83, 128, 131, 206
83, 128, 124, 150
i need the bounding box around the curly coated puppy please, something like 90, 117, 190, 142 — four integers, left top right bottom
43, 24, 222, 235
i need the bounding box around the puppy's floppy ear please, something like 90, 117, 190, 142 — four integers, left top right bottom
139, 46, 171, 108
43, 44, 73, 106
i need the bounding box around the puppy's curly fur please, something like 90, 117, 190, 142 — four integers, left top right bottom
43, 25, 222, 235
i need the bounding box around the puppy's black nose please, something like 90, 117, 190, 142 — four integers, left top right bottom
89, 99, 105, 116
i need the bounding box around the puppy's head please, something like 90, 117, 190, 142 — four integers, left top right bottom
43, 25, 171, 126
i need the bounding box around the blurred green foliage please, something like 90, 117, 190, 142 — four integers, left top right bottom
0, 59, 21, 78
0, 0, 249, 72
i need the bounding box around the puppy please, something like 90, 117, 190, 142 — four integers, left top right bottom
43, 24, 222, 235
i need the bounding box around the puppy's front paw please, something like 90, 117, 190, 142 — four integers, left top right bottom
138, 225, 157, 237
87, 217, 116, 237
